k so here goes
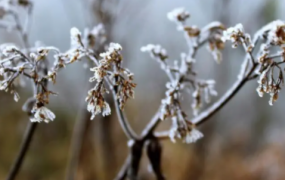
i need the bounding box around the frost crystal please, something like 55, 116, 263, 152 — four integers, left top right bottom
30, 106, 56, 123
167, 7, 190, 23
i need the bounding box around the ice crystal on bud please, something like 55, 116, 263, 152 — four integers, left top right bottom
167, 7, 190, 23
182, 26, 200, 37
87, 42, 135, 117
90, 66, 106, 81
222, 23, 244, 41
203, 80, 218, 103
47, 71, 57, 84
180, 53, 195, 75
267, 22, 285, 45
109, 42, 122, 52
169, 118, 203, 144
184, 128, 204, 143
1, 44, 19, 56
102, 102, 111, 116
91, 24, 105, 38
70, 27, 81, 38
192, 88, 202, 116
207, 34, 225, 63
256, 63, 283, 106
84, 23, 106, 48
70, 27, 83, 47
37, 47, 49, 56
98, 42, 123, 64
256, 86, 265, 98
86, 88, 111, 120
141, 44, 168, 60
117, 80, 136, 109
30, 106, 56, 123
13, 91, 20, 102
222, 23, 244, 48
269, 92, 279, 106
191, 80, 218, 116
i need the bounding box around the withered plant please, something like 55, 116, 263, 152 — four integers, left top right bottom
1, 1, 285, 180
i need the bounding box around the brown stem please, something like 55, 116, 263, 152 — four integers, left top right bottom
141, 111, 161, 140
6, 4, 37, 180
6, 122, 37, 180
4, 68, 32, 79
192, 39, 258, 125
146, 138, 165, 180
114, 111, 161, 180
113, 88, 139, 140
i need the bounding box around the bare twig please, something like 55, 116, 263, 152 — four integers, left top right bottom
113, 89, 139, 140
5, 4, 37, 180
146, 138, 165, 180
6, 121, 37, 180
193, 40, 258, 125
4, 68, 32, 79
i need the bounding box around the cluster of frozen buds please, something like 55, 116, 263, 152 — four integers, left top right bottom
256, 64, 283, 106
0, 19, 135, 122
167, 7, 190, 25
141, 8, 223, 144
141, 44, 206, 143
159, 81, 204, 143
0, 42, 58, 123
168, 8, 226, 64
87, 42, 136, 119
30, 103, 56, 123
0, 0, 55, 124
86, 81, 111, 120
222, 24, 254, 52
222, 23, 253, 51
0, 44, 30, 101
202, 22, 226, 63
253, 21, 285, 105
265, 20, 285, 45
222, 20, 285, 106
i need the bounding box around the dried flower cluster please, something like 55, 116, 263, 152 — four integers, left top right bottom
167, 7, 190, 26
0, 4, 136, 123
141, 8, 225, 143
254, 21, 285, 105
222, 20, 285, 106
87, 42, 136, 119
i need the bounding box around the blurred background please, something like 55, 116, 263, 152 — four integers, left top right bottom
1, 0, 285, 179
